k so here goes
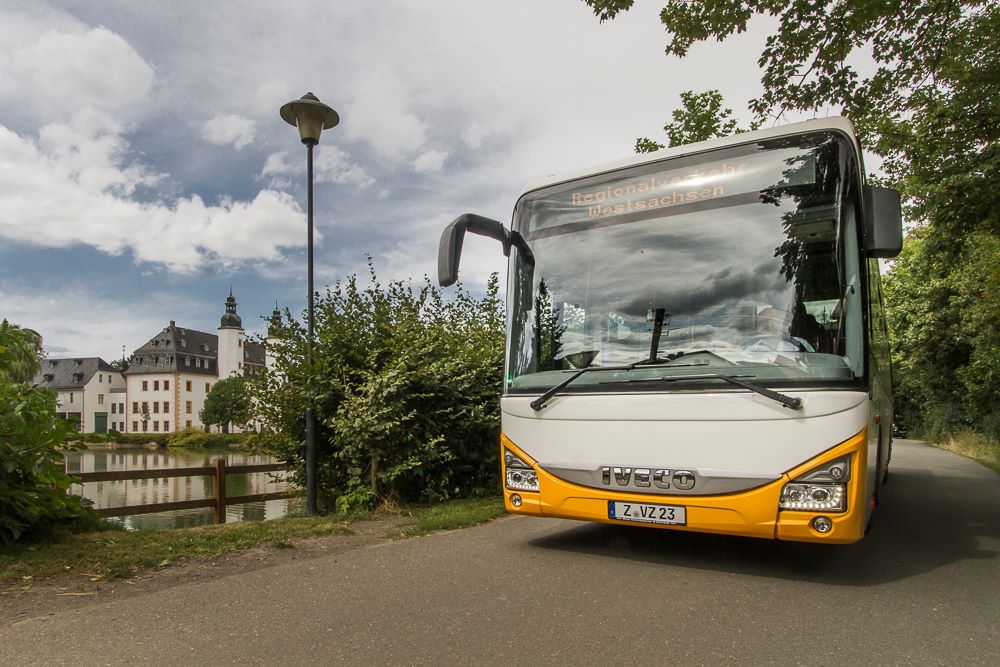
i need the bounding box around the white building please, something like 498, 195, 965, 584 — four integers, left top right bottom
33, 358, 126, 433
123, 291, 269, 434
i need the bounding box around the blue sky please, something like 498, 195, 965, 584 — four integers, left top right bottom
1, 0, 789, 362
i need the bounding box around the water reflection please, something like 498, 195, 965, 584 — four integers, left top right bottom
64, 446, 295, 530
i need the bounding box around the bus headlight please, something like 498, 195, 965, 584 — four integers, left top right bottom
779, 483, 845, 511
504, 449, 539, 492
779, 454, 851, 512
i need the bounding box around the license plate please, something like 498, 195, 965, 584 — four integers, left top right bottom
608, 500, 686, 526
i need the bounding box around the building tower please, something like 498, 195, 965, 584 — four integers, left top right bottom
265, 303, 282, 373
217, 288, 244, 379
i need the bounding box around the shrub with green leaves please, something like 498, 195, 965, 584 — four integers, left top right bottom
249, 260, 504, 513
0, 320, 97, 545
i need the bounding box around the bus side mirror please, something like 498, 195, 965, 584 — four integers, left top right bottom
438, 213, 534, 287
863, 186, 903, 258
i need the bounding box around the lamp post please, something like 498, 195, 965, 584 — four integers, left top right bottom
279, 92, 339, 515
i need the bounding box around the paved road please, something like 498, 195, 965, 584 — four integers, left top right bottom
1, 440, 997, 666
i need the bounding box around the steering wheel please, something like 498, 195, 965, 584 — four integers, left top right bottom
743, 334, 810, 352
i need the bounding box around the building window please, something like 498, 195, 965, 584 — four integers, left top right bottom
185, 356, 190, 366
181, 339, 186, 348
111, 403, 117, 414
185, 400, 192, 414
153, 421, 159, 432
132, 401, 138, 413
69, 393, 74, 403
186, 380, 192, 391
206, 383, 211, 393
163, 421, 170, 432
154, 380, 160, 390
99, 373, 103, 383
163, 401, 170, 412
196, 358, 202, 368
97, 394, 104, 405
153, 402, 159, 414
142, 380, 148, 391
142, 421, 148, 432
119, 403, 125, 414
164, 380, 170, 390
186, 420, 192, 428
133, 421, 138, 432
142, 401, 149, 413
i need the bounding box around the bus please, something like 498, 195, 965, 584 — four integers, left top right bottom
439, 117, 902, 543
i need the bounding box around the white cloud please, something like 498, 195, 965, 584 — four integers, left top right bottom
201, 113, 257, 150
261, 151, 292, 176
0, 120, 306, 272
315, 145, 375, 186
413, 149, 449, 174
261, 146, 373, 187
462, 122, 490, 149
1, 285, 192, 363
342, 70, 427, 159
3, 25, 154, 124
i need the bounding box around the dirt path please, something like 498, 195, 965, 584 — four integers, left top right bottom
0, 515, 409, 628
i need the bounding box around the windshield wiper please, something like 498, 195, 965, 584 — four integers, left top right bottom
529, 367, 802, 412
616, 373, 802, 410
529, 361, 670, 411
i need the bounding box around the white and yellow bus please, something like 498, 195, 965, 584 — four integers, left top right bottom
439, 117, 902, 543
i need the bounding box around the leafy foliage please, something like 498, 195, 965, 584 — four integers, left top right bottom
884, 229, 1000, 440
0, 321, 97, 546
249, 259, 505, 513
166, 427, 245, 448
199, 375, 251, 433
635, 89, 750, 153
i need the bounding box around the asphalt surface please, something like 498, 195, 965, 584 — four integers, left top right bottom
1, 440, 997, 666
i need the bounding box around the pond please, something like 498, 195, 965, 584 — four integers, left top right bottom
63, 446, 296, 530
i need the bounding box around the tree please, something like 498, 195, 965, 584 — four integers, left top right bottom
585, 0, 1000, 440
0, 320, 96, 545
635, 89, 750, 153
248, 259, 505, 513
199, 375, 251, 433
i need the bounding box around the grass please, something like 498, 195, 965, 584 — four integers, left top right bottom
0, 496, 507, 585
0, 517, 352, 584
394, 496, 506, 537
934, 430, 1000, 474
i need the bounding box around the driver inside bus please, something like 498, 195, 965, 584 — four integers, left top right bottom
745, 306, 816, 352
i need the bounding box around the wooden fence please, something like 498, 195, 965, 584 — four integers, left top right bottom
67, 459, 294, 524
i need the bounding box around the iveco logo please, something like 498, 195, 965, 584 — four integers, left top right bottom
601, 467, 696, 490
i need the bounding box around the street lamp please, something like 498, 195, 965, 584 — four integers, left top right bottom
280, 92, 339, 515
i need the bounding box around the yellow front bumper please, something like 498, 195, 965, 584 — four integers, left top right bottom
501, 429, 868, 544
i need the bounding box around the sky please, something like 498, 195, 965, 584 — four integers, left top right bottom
0, 0, 801, 362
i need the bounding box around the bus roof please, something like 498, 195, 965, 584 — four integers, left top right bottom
518, 116, 860, 199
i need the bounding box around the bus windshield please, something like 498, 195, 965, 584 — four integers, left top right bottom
506, 131, 865, 393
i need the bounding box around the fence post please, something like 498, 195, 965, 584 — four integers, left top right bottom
213, 457, 227, 524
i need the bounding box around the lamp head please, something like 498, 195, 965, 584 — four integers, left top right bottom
280, 92, 339, 145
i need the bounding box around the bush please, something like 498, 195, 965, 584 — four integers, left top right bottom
0, 320, 97, 545
166, 428, 245, 448
119, 433, 168, 446
166, 427, 211, 447
249, 260, 504, 513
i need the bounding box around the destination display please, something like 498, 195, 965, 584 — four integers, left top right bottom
525, 148, 817, 238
